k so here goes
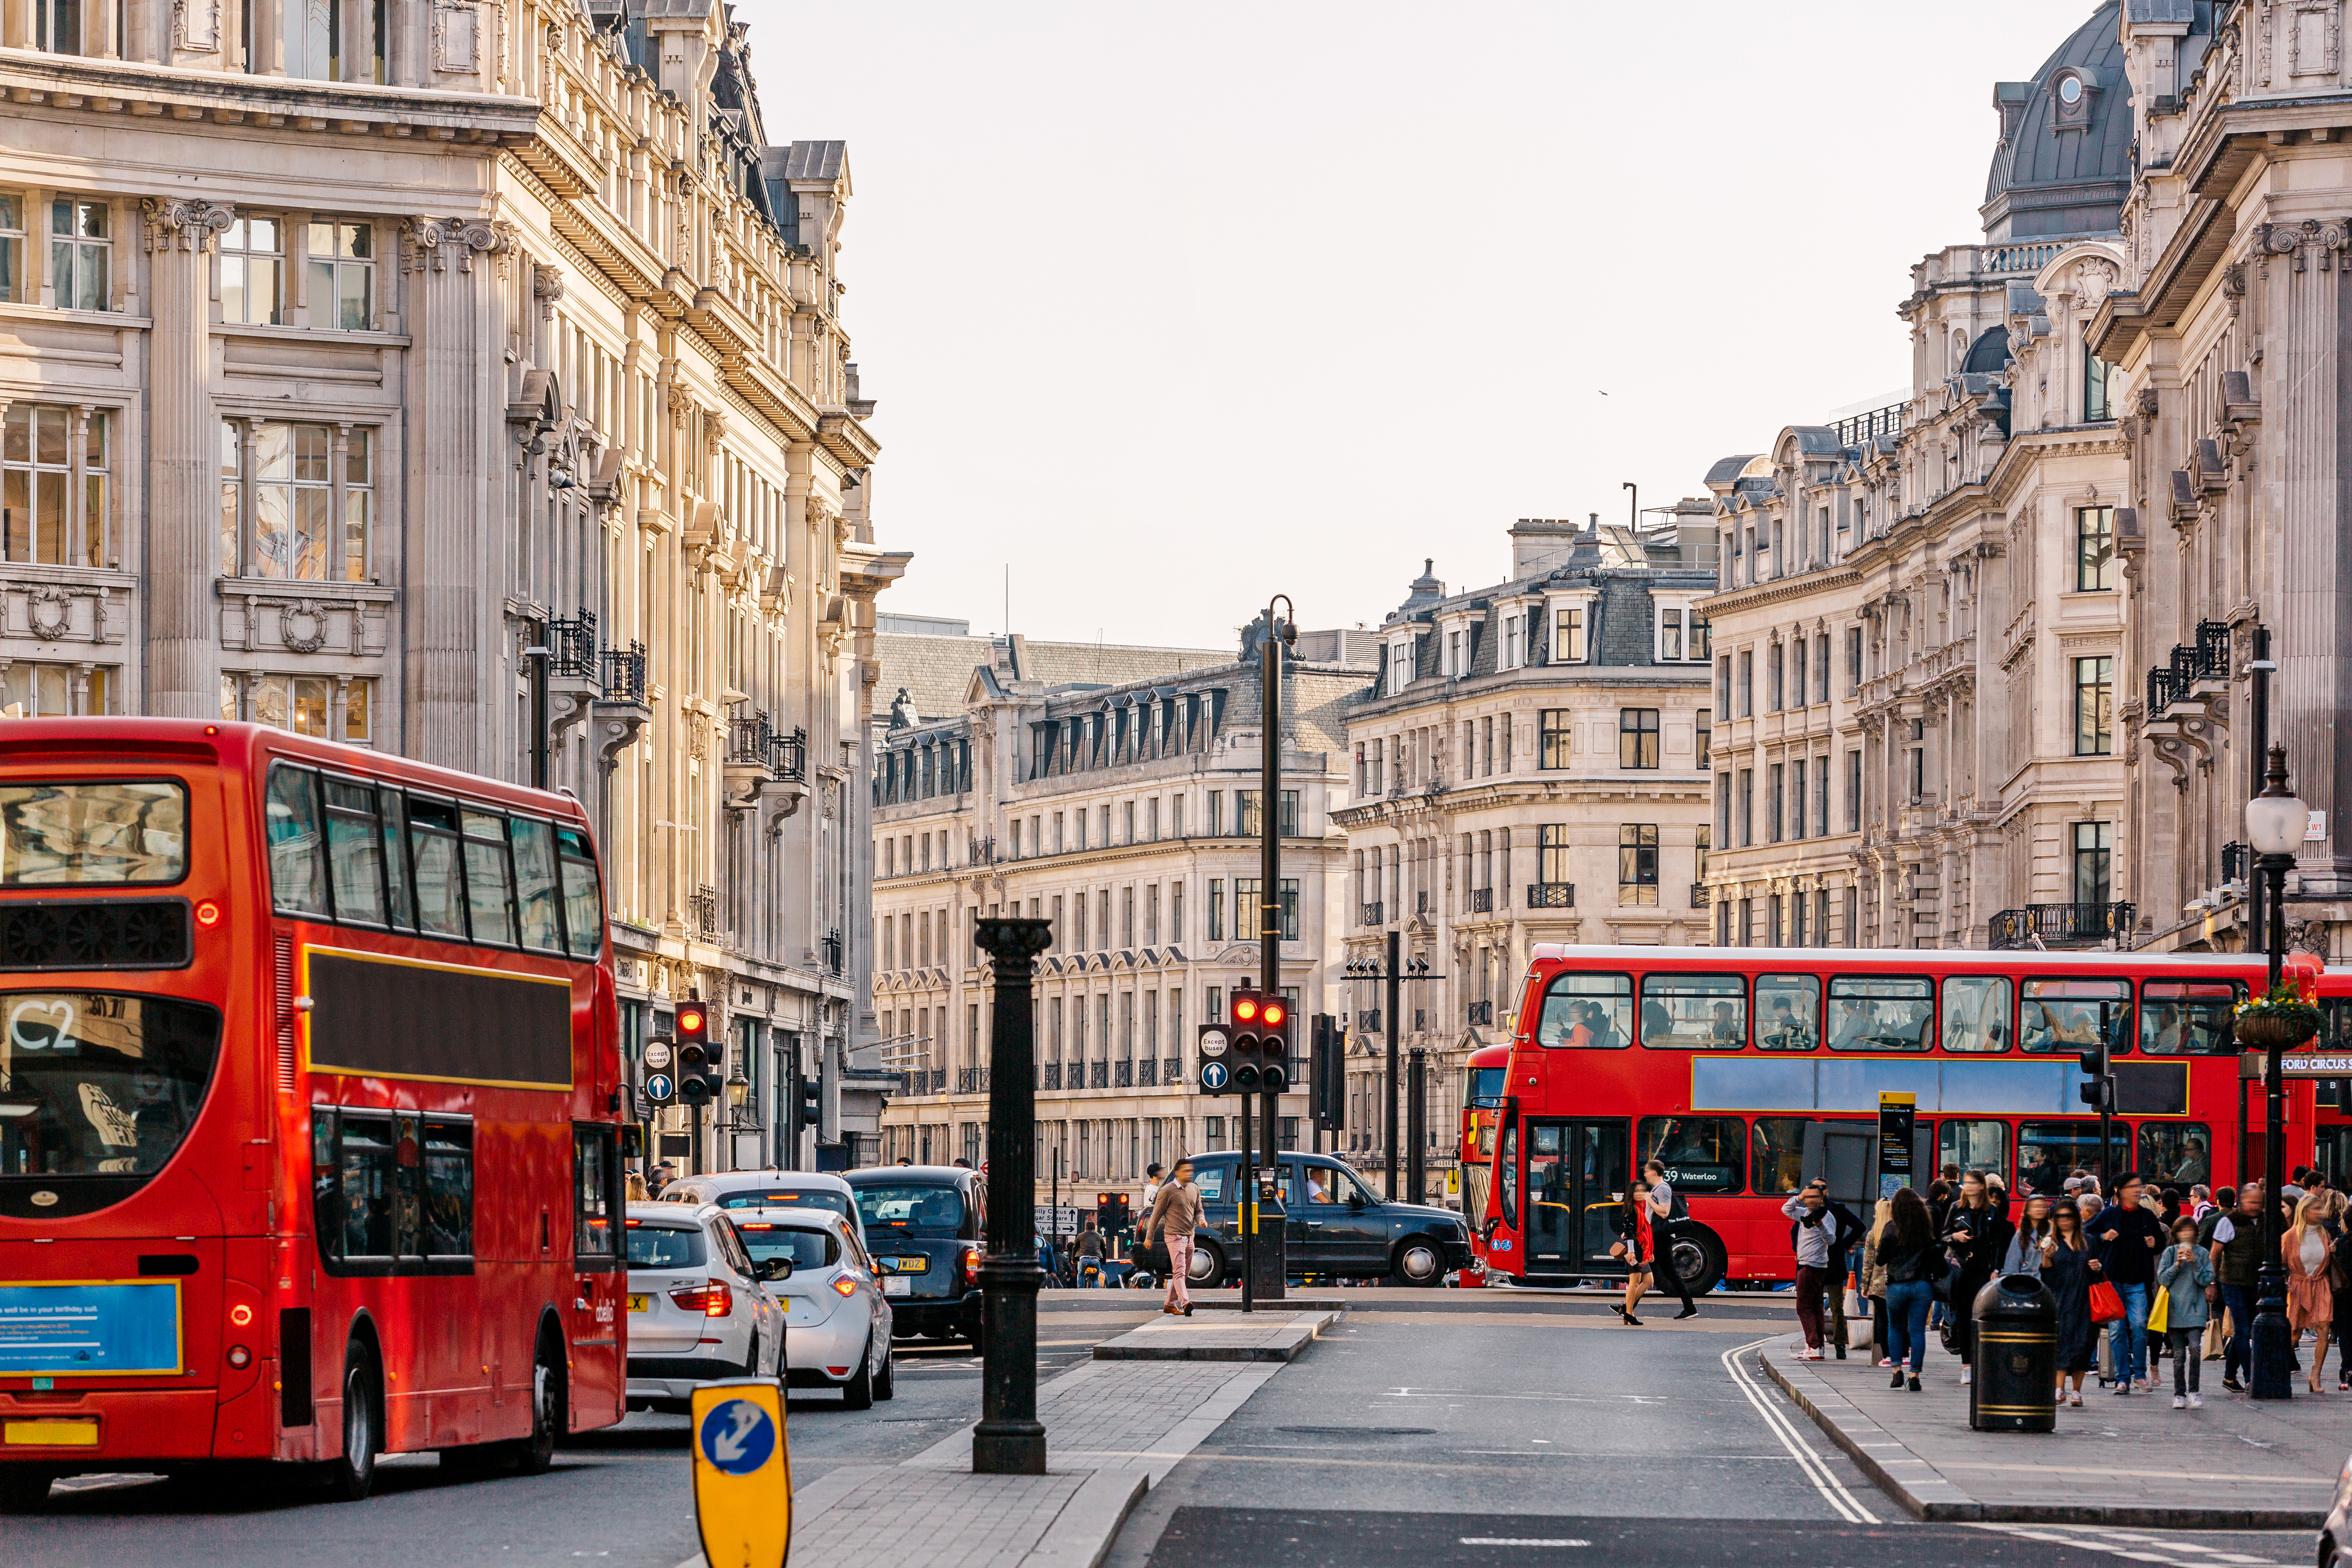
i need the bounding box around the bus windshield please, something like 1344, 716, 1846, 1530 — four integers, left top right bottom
1466, 1066, 1506, 1108
854, 1183, 965, 1238
0, 992, 221, 1185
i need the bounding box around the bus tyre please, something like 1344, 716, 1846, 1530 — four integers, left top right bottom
325, 1351, 379, 1502
1391, 1236, 1447, 1288
0, 1466, 56, 1513
1189, 1239, 1227, 1289
841, 1343, 876, 1411
510, 1339, 562, 1476
1669, 1229, 1728, 1299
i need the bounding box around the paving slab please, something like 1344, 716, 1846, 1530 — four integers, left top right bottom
1761, 1338, 2343, 1526
1091, 1309, 1335, 1361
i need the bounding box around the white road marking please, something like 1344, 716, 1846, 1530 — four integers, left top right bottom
1459, 1539, 1591, 1548
1720, 1336, 1880, 1524
1965, 1523, 2302, 1568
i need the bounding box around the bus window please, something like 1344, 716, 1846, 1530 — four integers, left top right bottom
423, 1119, 474, 1259
1941, 976, 2012, 1053
461, 810, 518, 947
1825, 977, 1931, 1051
376, 785, 414, 930
556, 827, 605, 959
574, 1125, 620, 1263
265, 763, 329, 916
407, 796, 468, 938
2326, 998, 2352, 1054
510, 817, 564, 954
2019, 978, 2130, 1055
322, 776, 387, 926
1639, 973, 1745, 1049
1750, 1116, 1813, 1193
0, 778, 186, 885
2140, 982, 2240, 1055
1465, 1063, 1506, 1109
2139, 1123, 2213, 1188
336, 1112, 396, 1260
1755, 975, 1820, 1049
1534, 972, 1632, 1048
1638, 1116, 1744, 1193
1939, 1119, 2011, 1186
2019, 1119, 2123, 1183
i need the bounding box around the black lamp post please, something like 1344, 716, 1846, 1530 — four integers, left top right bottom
2243, 743, 2308, 1401
971, 915, 1053, 1472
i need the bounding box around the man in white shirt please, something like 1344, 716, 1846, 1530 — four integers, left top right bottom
1141, 1163, 1164, 1213
1643, 1159, 1698, 1320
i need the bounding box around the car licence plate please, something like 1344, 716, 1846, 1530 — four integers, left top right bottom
888, 1256, 928, 1273
883, 1276, 911, 1297
626, 1293, 651, 1313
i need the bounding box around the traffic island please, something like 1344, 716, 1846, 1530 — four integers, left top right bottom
1760, 1341, 2340, 1526
1092, 1309, 1337, 1361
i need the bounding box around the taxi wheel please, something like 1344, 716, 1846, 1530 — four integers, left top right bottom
0, 1466, 56, 1513
841, 1344, 876, 1411
1190, 1239, 1227, 1289
873, 1339, 895, 1402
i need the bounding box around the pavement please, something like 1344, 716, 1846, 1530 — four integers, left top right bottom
1763, 1336, 2351, 1526
1092, 1309, 1334, 1360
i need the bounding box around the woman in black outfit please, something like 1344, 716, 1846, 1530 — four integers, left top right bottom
1940, 1169, 2014, 1387
2042, 1197, 2098, 1406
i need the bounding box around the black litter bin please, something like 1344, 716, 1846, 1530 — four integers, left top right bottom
1969, 1272, 2058, 1432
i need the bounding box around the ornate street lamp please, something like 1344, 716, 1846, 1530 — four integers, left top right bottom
2243, 743, 2312, 1400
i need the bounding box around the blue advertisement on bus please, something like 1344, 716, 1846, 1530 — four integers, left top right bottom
0, 1281, 183, 1376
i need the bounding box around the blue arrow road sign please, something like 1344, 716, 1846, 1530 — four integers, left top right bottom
697, 1398, 777, 1476
645, 1071, 675, 1103
1199, 1060, 1229, 1092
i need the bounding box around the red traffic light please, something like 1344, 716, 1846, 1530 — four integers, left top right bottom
677, 1006, 707, 1038
1233, 995, 1259, 1023
1261, 1001, 1285, 1028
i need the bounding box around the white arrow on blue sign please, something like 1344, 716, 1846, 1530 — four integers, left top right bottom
646, 1071, 675, 1103
1200, 1060, 1229, 1092
697, 1398, 777, 1476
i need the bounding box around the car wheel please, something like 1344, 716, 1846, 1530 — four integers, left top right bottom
841, 1343, 876, 1411
1391, 1236, 1446, 1288
1189, 1239, 1227, 1289
873, 1336, 895, 1402
323, 1349, 380, 1502
0, 1466, 56, 1513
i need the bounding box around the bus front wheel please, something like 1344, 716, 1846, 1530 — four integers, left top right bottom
1667, 1228, 1728, 1298
323, 1350, 380, 1502
0, 1466, 56, 1513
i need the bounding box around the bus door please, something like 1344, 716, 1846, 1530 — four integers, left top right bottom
1524, 1119, 1628, 1273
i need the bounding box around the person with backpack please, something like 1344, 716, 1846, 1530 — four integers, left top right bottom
1876, 1187, 1939, 1390
1642, 1158, 1699, 1320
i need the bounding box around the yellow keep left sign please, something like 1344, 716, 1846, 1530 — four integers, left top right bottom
691, 1379, 790, 1568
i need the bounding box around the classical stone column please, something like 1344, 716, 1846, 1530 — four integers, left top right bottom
142, 198, 233, 719
400, 216, 510, 772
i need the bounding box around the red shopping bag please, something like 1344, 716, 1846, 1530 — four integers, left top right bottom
2088, 1280, 2126, 1323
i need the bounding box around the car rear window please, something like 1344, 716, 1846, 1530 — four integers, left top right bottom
626, 1223, 705, 1269
853, 1182, 965, 1238
718, 1189, 853, 1224
734, 1223, 840, 1269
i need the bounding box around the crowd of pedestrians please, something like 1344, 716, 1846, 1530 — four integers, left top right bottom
1804, 1163, 2352, 1410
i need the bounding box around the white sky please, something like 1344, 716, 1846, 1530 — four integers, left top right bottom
738, 0, 2089, 648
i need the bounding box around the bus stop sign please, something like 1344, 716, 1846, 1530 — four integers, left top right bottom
690, 1379, 790, 1568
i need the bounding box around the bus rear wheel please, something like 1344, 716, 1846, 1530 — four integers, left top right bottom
0, 1466, 56, 1513
323, 1350, 379, 1502
1667, 1229, 1728, 1298
509, 1335, 562, 1475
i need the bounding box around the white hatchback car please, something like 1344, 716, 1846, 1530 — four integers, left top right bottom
731, 1206, 894, 1409
624, 1202, 787, 1415
658, 1170, 873, 1255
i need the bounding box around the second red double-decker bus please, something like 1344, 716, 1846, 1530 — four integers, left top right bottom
1475, 944, 2311, 1294
1, 720, 626, 1510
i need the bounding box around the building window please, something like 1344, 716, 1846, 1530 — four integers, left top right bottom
1, 660, 112, 717
225, 671, 373, 743
1845, 750, 1861, 833
1695, 825, 1709, 884
1738, 649, 1753, 717
34, 0, 81, 52
1445, 627, 1465, 678
2075, 506, 2114, 592
1236, 790, 1299, 837
1502, 613, 1523, 670
219, 215, 283, 325
1790, 637, 1808, 707
1618, 708, 1659, 769
50, 198, 110, 313
1696, 708, 1712, 770
1738, 768, 1753, 847
1387, 639, 1413, 692
1790, 759, 1807, 840
308, 219, 375, 330
220, 420, 372, 581
2084, 346, 2112, 423
4, 403, 109, 567
1556, 606, 1586, 663
2073, 656, 2113, 755
1539, 824, 1573, 885
0, 196, 22, 305
1814, 631, 1829, 703
1539, 709, 1573, 770
1766, 763, 1784, 842
1814, 755, 1829, 838
1658, 606, 1684, 661
1767, 643, 1783, 710
1716, 773, 1732, 844
1845, 626, 1862, 694
1618, 824, 1658, 905
2073, 821, 2113, 905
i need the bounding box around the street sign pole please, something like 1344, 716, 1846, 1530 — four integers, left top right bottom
971, 915, 1052, 1475
1385, 928, 1401, 1201
1238, 1087, 1254, 1313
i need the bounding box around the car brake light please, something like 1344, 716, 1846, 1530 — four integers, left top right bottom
831, 1276, 857, 1298
669, 1279, 733, 1316
963, 1246, 982, 1286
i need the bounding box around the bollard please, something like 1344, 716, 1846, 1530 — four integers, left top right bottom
1969, 1273, 2059, 1433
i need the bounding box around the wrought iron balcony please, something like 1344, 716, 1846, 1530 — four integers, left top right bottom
770, 726, 807, 783
600, 641, 649, 704
1137, 1058, 1157, 1087
1832, 402, 1905, 448
1466, 999, 1493, 1026
1467, 887, 1494, 915
1987, 902, 2136, 950
957, 1068, 987, 1093
1361, 901, 1385, 927
689, 885, 719, 940
546, 608, 599, 679
1114, 1059, 1134, 1088
1041, 1062, 1063, 1091
1356, 1009, 1382, 1032
2148, 622, 2233, 718
1692, 882, 1712, 908
823, 929, 844, 976
1162, 1057, 1182, 1085
1526, 882, 1575, 909
1089, 1061, 1108, 1089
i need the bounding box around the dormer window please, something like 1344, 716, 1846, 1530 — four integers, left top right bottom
1387, 637, 1414, 693
1501, 611, 1525, 671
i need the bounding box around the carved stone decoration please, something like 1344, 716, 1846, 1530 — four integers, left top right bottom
704, 406, 729, 454
431, 0, 479, 72
666, 382, 692, 427
279, 605, 328, 655
26, 587, 72, 643
2255, 217, 2352, 272
141, 198, 234, 255
2070, 258, 2117, 300
173, 0, 220, 52
402, 216, 510, 275
532, 263, 564, 320
2288, 917, 2335, 959
2289, 0, 2341, 79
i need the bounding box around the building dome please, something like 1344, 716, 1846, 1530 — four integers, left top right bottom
1981, 2, 2132, 242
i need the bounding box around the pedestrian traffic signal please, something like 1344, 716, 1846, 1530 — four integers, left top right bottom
677, 1004, 720, 1106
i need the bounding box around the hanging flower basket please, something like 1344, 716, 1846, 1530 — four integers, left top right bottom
2235, 981, 2321, 1049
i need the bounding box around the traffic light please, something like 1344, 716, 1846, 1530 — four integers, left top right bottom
796, 1074, 823, 1136
1258, 995, 1294, 1093
1095, 1192, 1131, 1236
1311, 1014, 1344, 1132
676, 1002, 719, 1106
2077, 1045, 2114, 1114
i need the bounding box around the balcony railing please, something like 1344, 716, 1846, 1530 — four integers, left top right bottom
1114, 1059, 1134, 1088
1526, 882, 1576, 909
1466, 999, 1493, 1026
1137, 1058, 1157, 1087
1089, 1061, 1108, 1089
1356, 1009, 1382, 1033
1692, 882, 1711, 908
689, 885, 719, 940
2149, 621, 2233, 717
1987, 901, 2136, 950
956, 1068, 987, 1092
600, 641, 648, 704
1041, 1062, 1063, 1091
1162, 1056, 1182, 1085
546, 608, 598, 679
1832, 402, 1905, 448
1467, 887, 1494, 914
898, 1069, 948, 1097
771, 726, 807, 783
1361, 902, 1385, 927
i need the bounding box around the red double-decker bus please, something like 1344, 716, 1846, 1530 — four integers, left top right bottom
1, 720, 626, 1509
1456, 1044, 1508, 1276
1474, 944, 2311, 1294
2304, 970, 2352, 1184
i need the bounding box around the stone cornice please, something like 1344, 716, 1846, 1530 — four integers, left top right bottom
0, 46, 535, 135
1697, 566, 1862, 618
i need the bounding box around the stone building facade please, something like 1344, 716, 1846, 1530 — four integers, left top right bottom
1698, 2, 2133, 951
2090, 0, 2352, 959
867, 624, 1364, 1208
1333, 520, 1716, 1186
0, 0, 900, 1171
